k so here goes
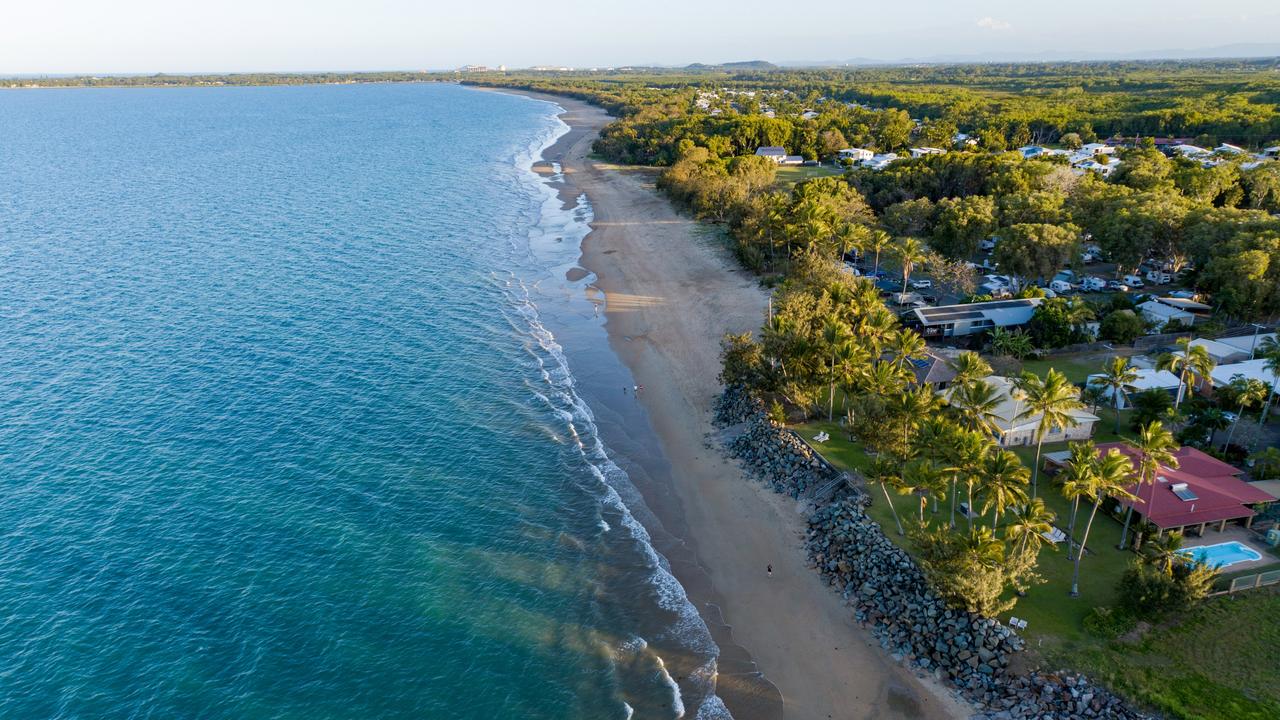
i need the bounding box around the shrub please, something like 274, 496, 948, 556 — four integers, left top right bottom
1083, 606, 1137, 639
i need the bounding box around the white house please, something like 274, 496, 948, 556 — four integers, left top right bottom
1080, 142, 1115, 155
1075, 158, 1118, 176
839, 148, 873, 162
1214, 143, 1245, 155
860, 153, 899, 170
1189, 338, 1251, 365
910, 146, 946, 158
909, 298, 1041, 338
1016, 145, 1050, 159
1086, 368, 1183, 409
755, 146, 787, 163
1138, 297, 1211, 330
1209, 359, 1280, 400
1172, 144, 1210, 158
954, 132, 978, 147
801, 110, 820, 120
781, 155, 805, 165
1215, 332, 1277, 359
950, 375, 1099, 447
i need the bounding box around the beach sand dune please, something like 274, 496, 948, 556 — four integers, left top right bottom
506, 88, 970, 720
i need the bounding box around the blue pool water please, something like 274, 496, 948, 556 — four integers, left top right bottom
1179, 541, 1262, 568
0, 83, 723, 719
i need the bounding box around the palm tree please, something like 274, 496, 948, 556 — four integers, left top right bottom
1118, 421, 1179, 549
1156, 338, 1215, 410
831, 341, 866, 419
948, 379, 1008, 438
1016, 369, 1085, 498
1142, 531, 1186, 575
1070, 449, 1137, 596
981, 449, 1030, 531
892, 384, 938, 452
1059, 441, 1099, 561
1097, 356, 1139, 434
900, 459, 943, 523
865, 229, 890, 277
821, 318, 852, 421
1223, 375, 1268, 450
868, 457, 906, 536
894, 236, 928, 295
888, 329, 927, 373
1004, 497, 1056, 559
943, 427, 988, 529
946, 351, 993, 388
1257, 337, 1280, 425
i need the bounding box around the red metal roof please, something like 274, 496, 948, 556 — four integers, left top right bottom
1095, 443, 1274, 529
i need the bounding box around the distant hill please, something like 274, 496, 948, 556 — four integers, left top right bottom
685, 60, 777, 71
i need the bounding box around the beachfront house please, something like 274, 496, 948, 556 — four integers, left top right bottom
1051, 443, 1277, 536
907, 298, 1041, 338
860, 153, 899, 170
755, 146, 788, 164
909, 147, 946, 158
1189, 338, 1251, 365
1208, 358, 1280, 401
908, 352, 958, 391
949, 375, 1098, 447
1215, 332, 1276, 360
1138, 297, 1211, 330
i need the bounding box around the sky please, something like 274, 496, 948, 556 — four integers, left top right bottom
4, 0, 1280, 74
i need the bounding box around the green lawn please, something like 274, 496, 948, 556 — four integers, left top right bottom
793, 420, 1279, 718
1018, 356, 1108, 385
774, 164, 843, 187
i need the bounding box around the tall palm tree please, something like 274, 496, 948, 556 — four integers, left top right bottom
1156, 338, 1215, 410
1004, 497, 1056, 559
1070, 449, 1137, 596
943, 427, 989, 529
1118, 421, 1179, 549
947, 351, 993, 388
980, 449, 1030, 531
1257, 337, 1280, 425
1097, 356, 1139, 434
865, 229, 890, 277
892, 384, 939, 452
1223, 375, 1268, 450
868, 457, 906, 536
821, 318, 852, 421
894, 236, 928, 295
1059, 441, 1099, 561
949, 378, 1008, 438
831, 341, 867, 419
900, 459, 943, 523
1016, 369, 1085, 498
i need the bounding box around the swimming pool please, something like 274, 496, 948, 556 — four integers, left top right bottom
1178, 541, 1262, 569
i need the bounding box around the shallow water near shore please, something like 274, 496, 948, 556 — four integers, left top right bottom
0, 83, 725, 719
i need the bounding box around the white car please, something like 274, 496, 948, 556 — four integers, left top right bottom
910, 279, 933, 290
1122, 275, 1146, 288
1080, 277, 1107, 292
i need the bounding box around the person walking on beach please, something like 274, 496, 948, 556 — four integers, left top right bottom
767, 564, 772, 577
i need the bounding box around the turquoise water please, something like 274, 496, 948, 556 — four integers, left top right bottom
1179, 541, 1262, 568
0, 84, 722, 719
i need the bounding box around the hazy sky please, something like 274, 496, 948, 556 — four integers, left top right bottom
4, 1, 1280, 74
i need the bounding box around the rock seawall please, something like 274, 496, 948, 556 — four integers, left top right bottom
714, 385, 1149, 720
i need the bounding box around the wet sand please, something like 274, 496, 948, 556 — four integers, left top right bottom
487, 86, 971, 720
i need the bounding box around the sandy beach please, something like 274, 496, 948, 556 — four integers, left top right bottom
500, 87, 971, 720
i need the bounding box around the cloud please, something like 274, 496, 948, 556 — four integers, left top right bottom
976, 17, 1013, 31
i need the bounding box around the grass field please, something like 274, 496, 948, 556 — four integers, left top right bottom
774, 164, 843, 187
792, 419, 1279, 718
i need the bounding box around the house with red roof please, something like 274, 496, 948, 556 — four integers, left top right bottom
1092, 443, 1275, 536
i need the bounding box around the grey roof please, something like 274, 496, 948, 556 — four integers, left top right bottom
911, 354, 958, 386
755, 146, 787, 156
913, 298, 1041, 326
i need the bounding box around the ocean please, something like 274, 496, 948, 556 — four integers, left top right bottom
0, 83, 725, 719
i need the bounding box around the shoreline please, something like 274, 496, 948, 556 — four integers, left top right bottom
498, 87, 972, 720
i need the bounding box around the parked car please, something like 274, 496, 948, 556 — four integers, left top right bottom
910, 279, 933, 290
979, 238, 997, 252
1080, 277, 1107, 292
1145, 270, 1172, 284
843, 262, 862, 276
1168, 289, 1199, 300
1106, 280, 1130, 292
1122, 275, 1146, 288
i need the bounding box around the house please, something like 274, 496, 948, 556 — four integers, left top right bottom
1080, 142, 1115, 155
838, 148, 874, 162
1214, 143, 1245, 155
1171, 144, 1210, 158
1189, 338, 1251, 365
1208, 359, 1280, 399
781, 155, 805, 165
1086, 443, 1276, 535
1016, 145, 1049, 159
909, 352, 959, 390
1215, 332, 1276, 359
949, 375, 1098, 447
755, 146, 788, 163
860, 153, 899, 170
1137, 297, 1211, 330
1085, 368, 1183, 409
801, 110, 820, 120
1261, 146, 1280, 159
953, 132, 978, 147
909, 147, 946, 158
1073, 158, 1118, 177
908, 298, 1042, 338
